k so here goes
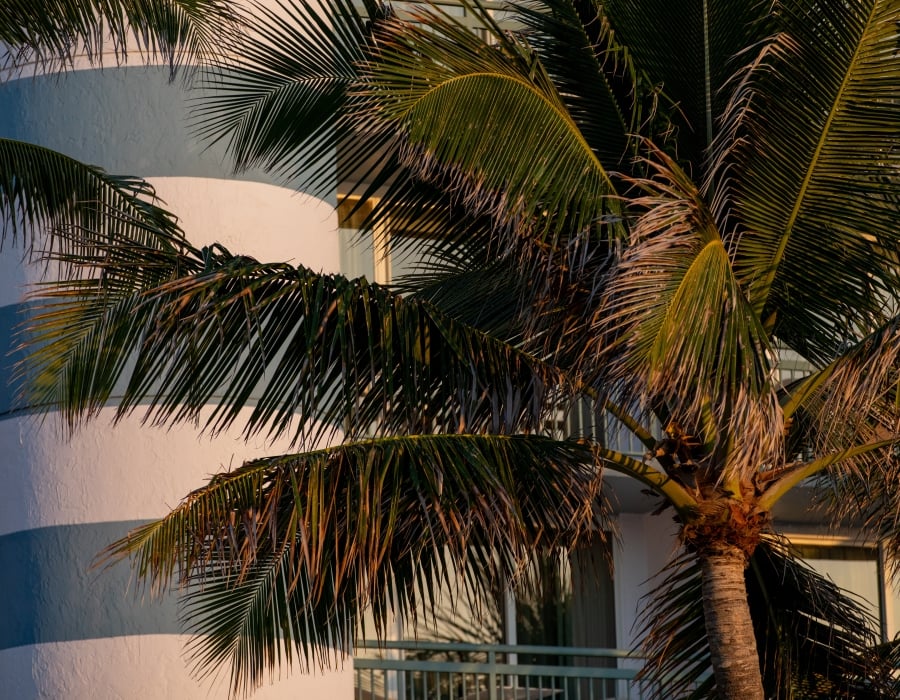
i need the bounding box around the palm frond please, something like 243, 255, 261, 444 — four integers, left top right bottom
511, 0, 633, 170
711, 0, 900, 364
20, 233, 563, 444
782, 321, 900, 575
766, 317, 900, 525
637, 537, 895, 699
0, 0, 236, 77
603, 0, 772, 164
591, 150, 779, 478
362, 4, 622, 248
393, 255, 530, 339
190, 0, 377, 191
790, 317, 900, 456
0, 137, 186, 254
100, 433, 609, 695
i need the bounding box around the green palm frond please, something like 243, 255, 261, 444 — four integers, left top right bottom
591, 151, 778, 476
186, 0, 460, 246
603, 0, 772, 163
0, 137, 185, 253
188, 0, 479, 251
394, 255, 530, 338
786, 318, 900, 563
756, 315, 900, 510
787, 317, 900, 457
179, 551, 351, 698
511, 0, 632, 169
637, 537, 894, 699
100, 433, 608, 695
362, 4, 621, 247
20, 234, 563, 443
712, 0, 900, 364
190, 0, 376, 191
0, 0, 235, 77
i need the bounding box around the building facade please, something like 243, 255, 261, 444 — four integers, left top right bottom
0, 5, 350, 696
1, 4, 898, 699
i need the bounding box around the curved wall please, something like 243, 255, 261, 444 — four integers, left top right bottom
0, 15, 352, 699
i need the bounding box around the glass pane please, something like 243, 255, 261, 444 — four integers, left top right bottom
339, 228, 375, 281
886, 578, 900, 640
514, 538, 616, 658
794, 543, 881, 631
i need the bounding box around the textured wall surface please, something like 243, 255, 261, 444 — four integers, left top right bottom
0, 14, 353, 698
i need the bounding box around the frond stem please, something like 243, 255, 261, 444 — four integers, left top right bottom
591, 443, 698, 514
758, 439, 895, 511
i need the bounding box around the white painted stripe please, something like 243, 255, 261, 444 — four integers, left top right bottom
0, 175, 338, 307
0, 407, 336, 537
0, 636, 353, 699
148, 176, 339, 269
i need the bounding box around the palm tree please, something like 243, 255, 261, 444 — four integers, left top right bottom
0, 0, 234, 257
15, 0, 900, 697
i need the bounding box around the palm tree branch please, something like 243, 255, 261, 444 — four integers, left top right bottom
758, 439, 895, 512
0, 0, 236, 77
505, 0, 634, 169
593, 444, 696, 512
99, 433, 610, 690
189, 0, 370, 188
362, 6, 620, 246
0, 138, 187, 259
750, 0, 883, 317
601, 397, 656, 450
780, 362, 837, 422
19, 234, 567, 444
712, 0, 900, 363
591, 152, 779, 478
602, 0, 771, 162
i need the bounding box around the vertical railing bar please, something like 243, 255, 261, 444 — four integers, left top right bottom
489, 650, 497, 700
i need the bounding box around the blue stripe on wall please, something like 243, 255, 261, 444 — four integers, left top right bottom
0, 521, 181, 649
0, 302, 26, 416
0, 300, 345, 432
0, 66, 330, 196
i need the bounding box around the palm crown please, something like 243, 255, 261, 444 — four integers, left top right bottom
8, 0, 900, 698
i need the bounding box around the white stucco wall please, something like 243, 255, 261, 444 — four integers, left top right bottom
0, 5, 355, 696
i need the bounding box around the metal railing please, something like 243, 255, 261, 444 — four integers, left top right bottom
354, 641, 653, 700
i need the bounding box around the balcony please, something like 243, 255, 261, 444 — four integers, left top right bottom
354, 641, 653, 700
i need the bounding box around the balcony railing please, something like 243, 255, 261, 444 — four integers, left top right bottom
354, 641, 654, 700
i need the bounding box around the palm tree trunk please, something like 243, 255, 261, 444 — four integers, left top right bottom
699, 544, 764, 699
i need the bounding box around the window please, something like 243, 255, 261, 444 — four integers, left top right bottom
791, 537, 900, 642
